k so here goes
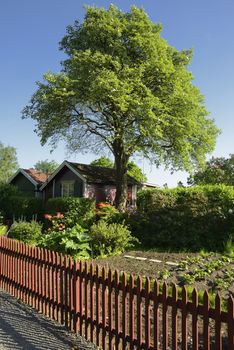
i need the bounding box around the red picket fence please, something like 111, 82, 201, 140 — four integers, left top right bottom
0, 236, 233, 350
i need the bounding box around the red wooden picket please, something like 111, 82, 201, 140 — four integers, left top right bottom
0, 237, 233, 350
153, 280, 160, 350
171, 283, 178, 350
203, 290, 210, 350
215, 294, 222, 350
129, 273, 135, 350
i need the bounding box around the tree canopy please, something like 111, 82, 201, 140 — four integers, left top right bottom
188, 154, 234, 186
90, 156, 114, 168
90, 156, 147, 183
0, 142, 18, 183
34, 159, 58, 174
22, 5, 219, 209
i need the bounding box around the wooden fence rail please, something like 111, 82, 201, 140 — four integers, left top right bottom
0, 236, 233, 349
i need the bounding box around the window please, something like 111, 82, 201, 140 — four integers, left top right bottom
61, 181, 75, 197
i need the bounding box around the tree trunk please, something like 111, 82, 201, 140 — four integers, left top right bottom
113, 142, 129, 211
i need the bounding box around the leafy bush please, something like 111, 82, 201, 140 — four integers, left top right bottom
45, 197, 96, 228
39, 224, 91, 260
8, 220, 42, 244
90, 221, 138, 257
0, 225, 7, 236
0, 183, 44, 221
132, 185, 234, 251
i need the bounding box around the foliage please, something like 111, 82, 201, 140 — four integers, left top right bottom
91, 157, 147, 183
131, 185, 234, 251
0, 183, 44, 221
188, 154, 234, 186
34, 159, 59, 174
8, 220, 42, 244
45, 197, 96, 228
39, 224, 91, 260
22, 5, 219, 210
223, 238, 234, 257
0, 225, 7, 236
0, 142, 19, 183
0, 184, 44, 221
127, 161, 147, 183
95, 202, 120, 221
90, 220, 138, 257
90, 156, 114, 168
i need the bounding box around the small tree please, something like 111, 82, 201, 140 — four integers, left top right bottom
34, 159, 58, 174
0, 142, 18, 183
188, 154, 234, 186
22, 5, 219, 210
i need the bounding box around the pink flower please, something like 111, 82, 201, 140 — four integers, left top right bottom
44, 214, 52, 220
56, 212, 64, 219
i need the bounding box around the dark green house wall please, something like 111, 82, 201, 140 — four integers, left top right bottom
44, 166, 83, 200
11, 173, 35, 197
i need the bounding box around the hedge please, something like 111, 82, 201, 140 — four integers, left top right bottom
0, 184, 44, 221
130, 185, 234, 251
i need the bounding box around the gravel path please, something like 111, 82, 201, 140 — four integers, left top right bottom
0, 289, 97, 350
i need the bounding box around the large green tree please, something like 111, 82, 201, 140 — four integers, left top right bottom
34, 159, 58, 174
22, 5, 219, 210
90, 156, 147, 183
188, 154, 234, 186
0, 142, 18, 183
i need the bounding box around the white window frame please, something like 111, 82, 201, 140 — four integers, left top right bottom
61, 180, 75, 197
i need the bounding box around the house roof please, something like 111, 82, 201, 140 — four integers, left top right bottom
40, 160, 139, 190
23, 169, 51, 185
8, 168, 50, 187
68, 162, 139, 185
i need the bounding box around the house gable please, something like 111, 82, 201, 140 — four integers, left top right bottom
41, 164, 85, 200
9, 172, 36, 197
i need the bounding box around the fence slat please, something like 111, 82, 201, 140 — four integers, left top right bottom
215, 294, 222, 350
181, 286, 188, 350
115, 270, 120, 350
90, 263, 95, 343
108, 269, 113, 350
162, 282, 168, 350
203, 290, 210, 350
153, 280, 159, 350
145, 277, 151, 349
122, 272, 127, 350
129, 274, 135, 350
192, 289, 198, 350
172, 283, 178, 350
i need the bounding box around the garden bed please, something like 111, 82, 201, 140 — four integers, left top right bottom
95, 250, 234, 300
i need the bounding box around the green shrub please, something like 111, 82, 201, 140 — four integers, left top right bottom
90, 221, 138, 257
0, 225, 7, 236
132, 185, 234, 252
0, 183, 44, 221
8, 220, 42, 244
39, 224, 91, 260
45, 197, 96, 228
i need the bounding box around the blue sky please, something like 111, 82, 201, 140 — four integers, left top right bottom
0, 0, 233, 186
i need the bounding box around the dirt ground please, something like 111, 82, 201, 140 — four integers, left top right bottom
95, 250, 234, 300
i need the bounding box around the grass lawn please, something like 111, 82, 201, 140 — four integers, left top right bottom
95, 250, 234, 300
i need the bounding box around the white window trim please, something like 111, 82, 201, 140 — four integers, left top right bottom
61, 180, 75, 197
